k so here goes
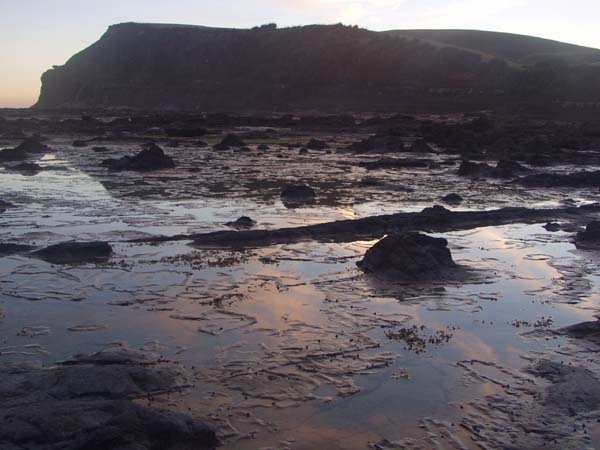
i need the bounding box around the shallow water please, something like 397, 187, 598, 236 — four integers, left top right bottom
1, 135, 600, 449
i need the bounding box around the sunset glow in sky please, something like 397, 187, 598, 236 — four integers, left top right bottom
1, 0, 599, 107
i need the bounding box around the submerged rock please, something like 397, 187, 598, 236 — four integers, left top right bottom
101, 143, 175, 171
33, 241, 113, 264
225, 216, 257, 230
357, 232, 457, 279
0, 242, 33, 256
280, 184, 316, 207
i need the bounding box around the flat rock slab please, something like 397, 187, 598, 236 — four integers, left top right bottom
33, 241, 113, 264
0, 347, 219, 450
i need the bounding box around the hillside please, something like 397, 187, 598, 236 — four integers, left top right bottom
35, 22, 600, 111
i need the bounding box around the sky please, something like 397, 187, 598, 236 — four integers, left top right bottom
1, 0, 599, 107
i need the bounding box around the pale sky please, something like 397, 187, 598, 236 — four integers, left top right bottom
1, 0, 599, 107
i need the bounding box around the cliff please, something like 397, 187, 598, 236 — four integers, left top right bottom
35, 22, 600, 110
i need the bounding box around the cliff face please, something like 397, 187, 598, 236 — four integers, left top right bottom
35, 23, 600, 110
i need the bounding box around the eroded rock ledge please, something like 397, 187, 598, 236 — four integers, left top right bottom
130, 204, 600, 248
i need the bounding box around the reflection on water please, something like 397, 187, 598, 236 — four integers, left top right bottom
1, 143, 600, 448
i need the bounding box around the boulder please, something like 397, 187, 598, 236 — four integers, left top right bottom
457, 160, 494, 177
410, 139, 436, 153
280, 184, 316, 207
33, 241, 113, 264
347, 133, 406, 153
217, 133, 246, 149
72, 139, 89, 147
544, 222, 562, 232
13, 136, 52, 154
494, 159, 530, 178
575, 221, 600, 247
225, 216, 257, 230
306, 138, 329, 150
10, 162, 42, 175
101, 144, 175, 171
441, 193, 463, 204
357, 232, 457, 278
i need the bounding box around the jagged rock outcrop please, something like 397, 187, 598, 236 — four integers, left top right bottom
101, 143, 175, 171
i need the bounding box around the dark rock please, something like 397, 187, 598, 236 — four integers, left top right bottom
457, 160, 494, 177
101, 144, 175, 171
560, 319, 600, 340
257, 144, 269, 151
0, 347, 219, 450
164, 127, 207, 137
544, 222, 562, 232
459, 159, 527, 179
575, 221, 600, 247
280, 184, 316, 207
521, 171, 600, 188
358, 177, 382, 187
0, 199, 15, 211
441, 193, 463, 204
347, 134, 405, 153
225, 216, 257, 230
219, 134, 246, 148
357, 232, 457, 279
0, 146, 28, 162
306, 138, 329, 150
11, 162, 42, 174
13, 136, 52, 154
0, 243, 33, 256
72, 139, 88, 147
33, 241, 113, 264
410, 139, 436, 153
529, 360, 600, 413
299, 148, 309, 155
359, 157, 432, 170
196, 140, 209, 147
494, 159, 530, 178
92, 146, 111, 152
